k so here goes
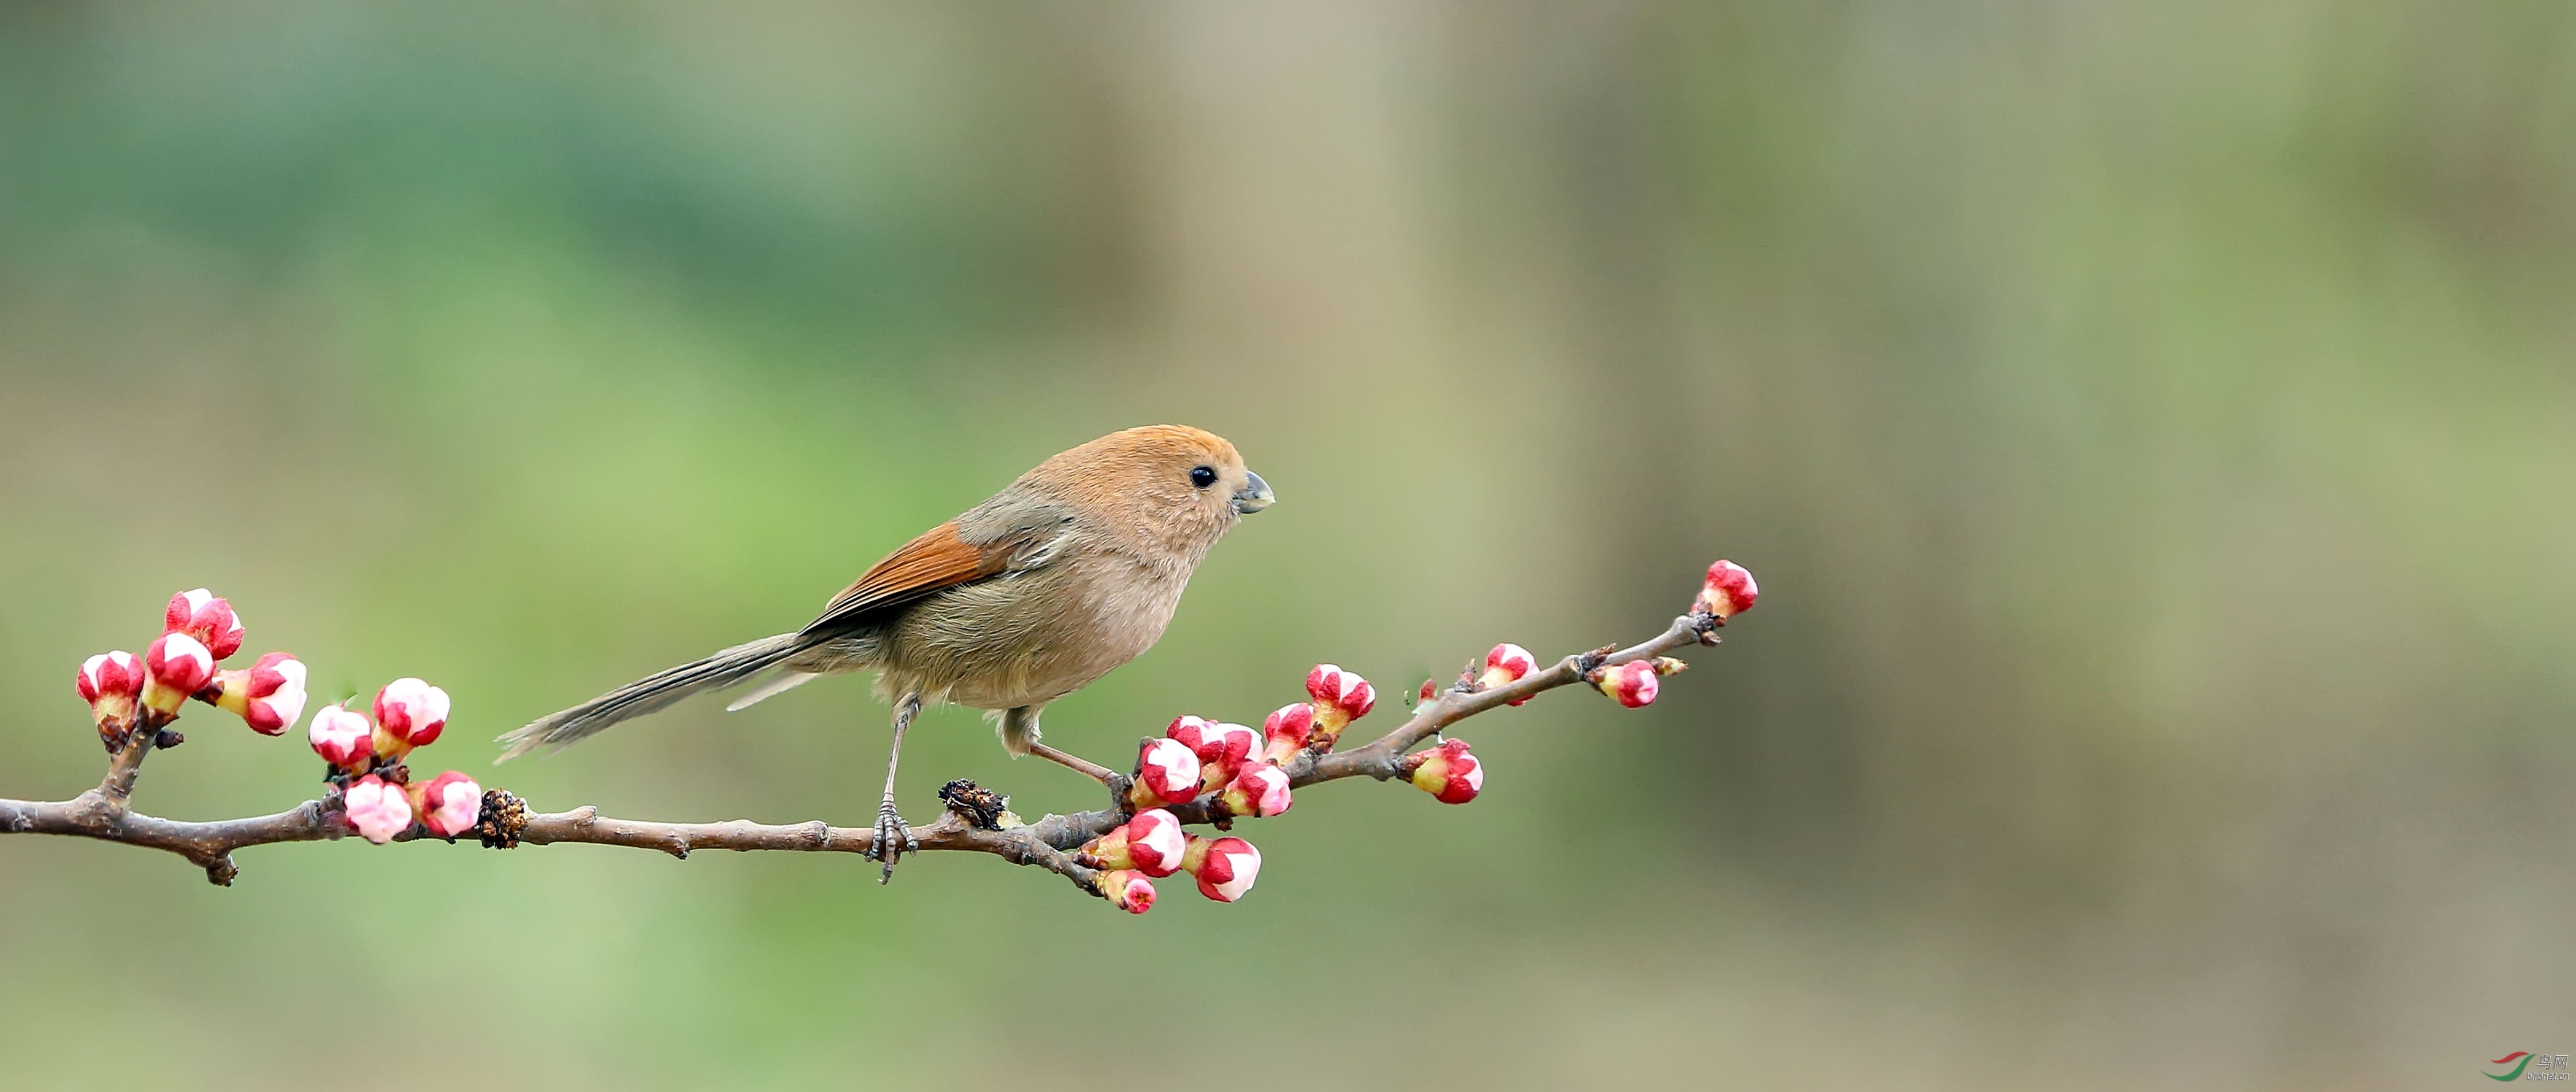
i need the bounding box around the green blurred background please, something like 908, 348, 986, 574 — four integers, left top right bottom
4, 2, 2572, 1088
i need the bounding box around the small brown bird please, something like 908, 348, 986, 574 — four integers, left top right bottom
496, 425, 1273, 879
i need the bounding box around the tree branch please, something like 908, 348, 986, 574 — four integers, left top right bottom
2, 594, 1735, 906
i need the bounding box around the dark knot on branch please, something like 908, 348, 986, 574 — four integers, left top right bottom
937, 779, 1010, 830
475, 789, 529, 848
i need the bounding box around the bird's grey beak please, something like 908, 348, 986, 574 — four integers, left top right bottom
1233, 470, 1275, 514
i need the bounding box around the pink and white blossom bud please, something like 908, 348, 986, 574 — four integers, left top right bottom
140, 633, 216, 718
1097, 869, 1157, 914
1127, 737, 1202, 810
1219, 761, 1293, 818
164, 588, 245, 661
1697, 559, 1758, 621
1076, 807, 1188, 877
308, 702, 374, 770
343, 774, 412, 844
1480, 644, 1538, 705
1304, 664, 1376, 747
372, 677, 450, 755
210, 652, 309, 735
1260, 702, 1316, 765
412, 771, 483, 839
77, 651, 146, 739
1179, 835, 1262, 902
1597, 659, 1659, 708
1169, 716, 1260, 791
1403, 738, 1483, 804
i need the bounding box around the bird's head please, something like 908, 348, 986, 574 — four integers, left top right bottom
1027, 425, 1273, 559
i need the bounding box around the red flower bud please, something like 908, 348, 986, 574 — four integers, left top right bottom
1697, 559, 1758, 620
412, 771, 483, 838
1403, 738, 1482, 804
210, 652, 309, 736
1480, 643, 1537, 705
1597, 659, 1658, 708
1260, 702, 1316, 765
1168, 716, 1260, 791
77, 651, 145, 740
343, 774, 412, 844
164, 588, 245, 661
1417, 678, 1438, 704
140, 633, 216, 718
1219, 762, 1292, 818
1179, 835, 1262, 902
1076, 807, 1189, 877
372, 677, 450, 752
1127, 737, 1202, 810
1304, 663, 1375, 747
308, 702, 374, 770
1097, 869, 1157, 914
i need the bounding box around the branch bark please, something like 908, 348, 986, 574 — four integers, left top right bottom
1, 609, 1727, 899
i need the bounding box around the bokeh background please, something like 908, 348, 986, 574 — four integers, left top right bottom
4, 2, 2573, 1088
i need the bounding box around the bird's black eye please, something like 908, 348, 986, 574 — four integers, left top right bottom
1189, 466, 1218, 489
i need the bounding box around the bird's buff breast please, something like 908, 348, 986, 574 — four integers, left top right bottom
856, 559, 1187, 710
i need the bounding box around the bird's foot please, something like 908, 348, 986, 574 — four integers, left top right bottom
865, 799, 917, 884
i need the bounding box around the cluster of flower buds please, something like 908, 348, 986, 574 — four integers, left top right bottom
1127, 737, 1203, 811
1698, 559, 1758, 621
1166, 715, 1259, 793
336, 771, 480, 845
1481, 643, 1536, 705
307, 677, 478, 844
75, 588, 310, 748
1304, 664, 1375, 749
1401, 738, 1483, 804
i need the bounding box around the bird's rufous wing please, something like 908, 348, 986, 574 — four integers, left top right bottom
799, 520, 1029, 637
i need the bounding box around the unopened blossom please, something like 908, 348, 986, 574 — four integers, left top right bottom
1127, 737, 1203, 810
343, 774, 412, 844
1219, 761, 1292, 818
372, 677, 450, 755
308, 702, 374, 770
1403, 738, 1483, 804
1260, 702, 1316, 766
413, 771, 483, 839
210, 652, 309, 736
1480, 644, 1538, 706
1097, 869, 1157, 914
1697, 559, 1758, 621
1597, 659, 1659, 708
164, 588, 245, 661
1179, 835, 1262, 902
77, 651, 146, 742
1170, 717, 1260, 792
1076, 808, 1188, 878
1304, 664, 1376, 747
140, 633, 217, 718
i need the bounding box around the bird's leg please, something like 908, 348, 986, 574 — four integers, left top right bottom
867, 691, 923, 883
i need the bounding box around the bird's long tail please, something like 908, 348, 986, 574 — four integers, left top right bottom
495, 633, 815, 763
